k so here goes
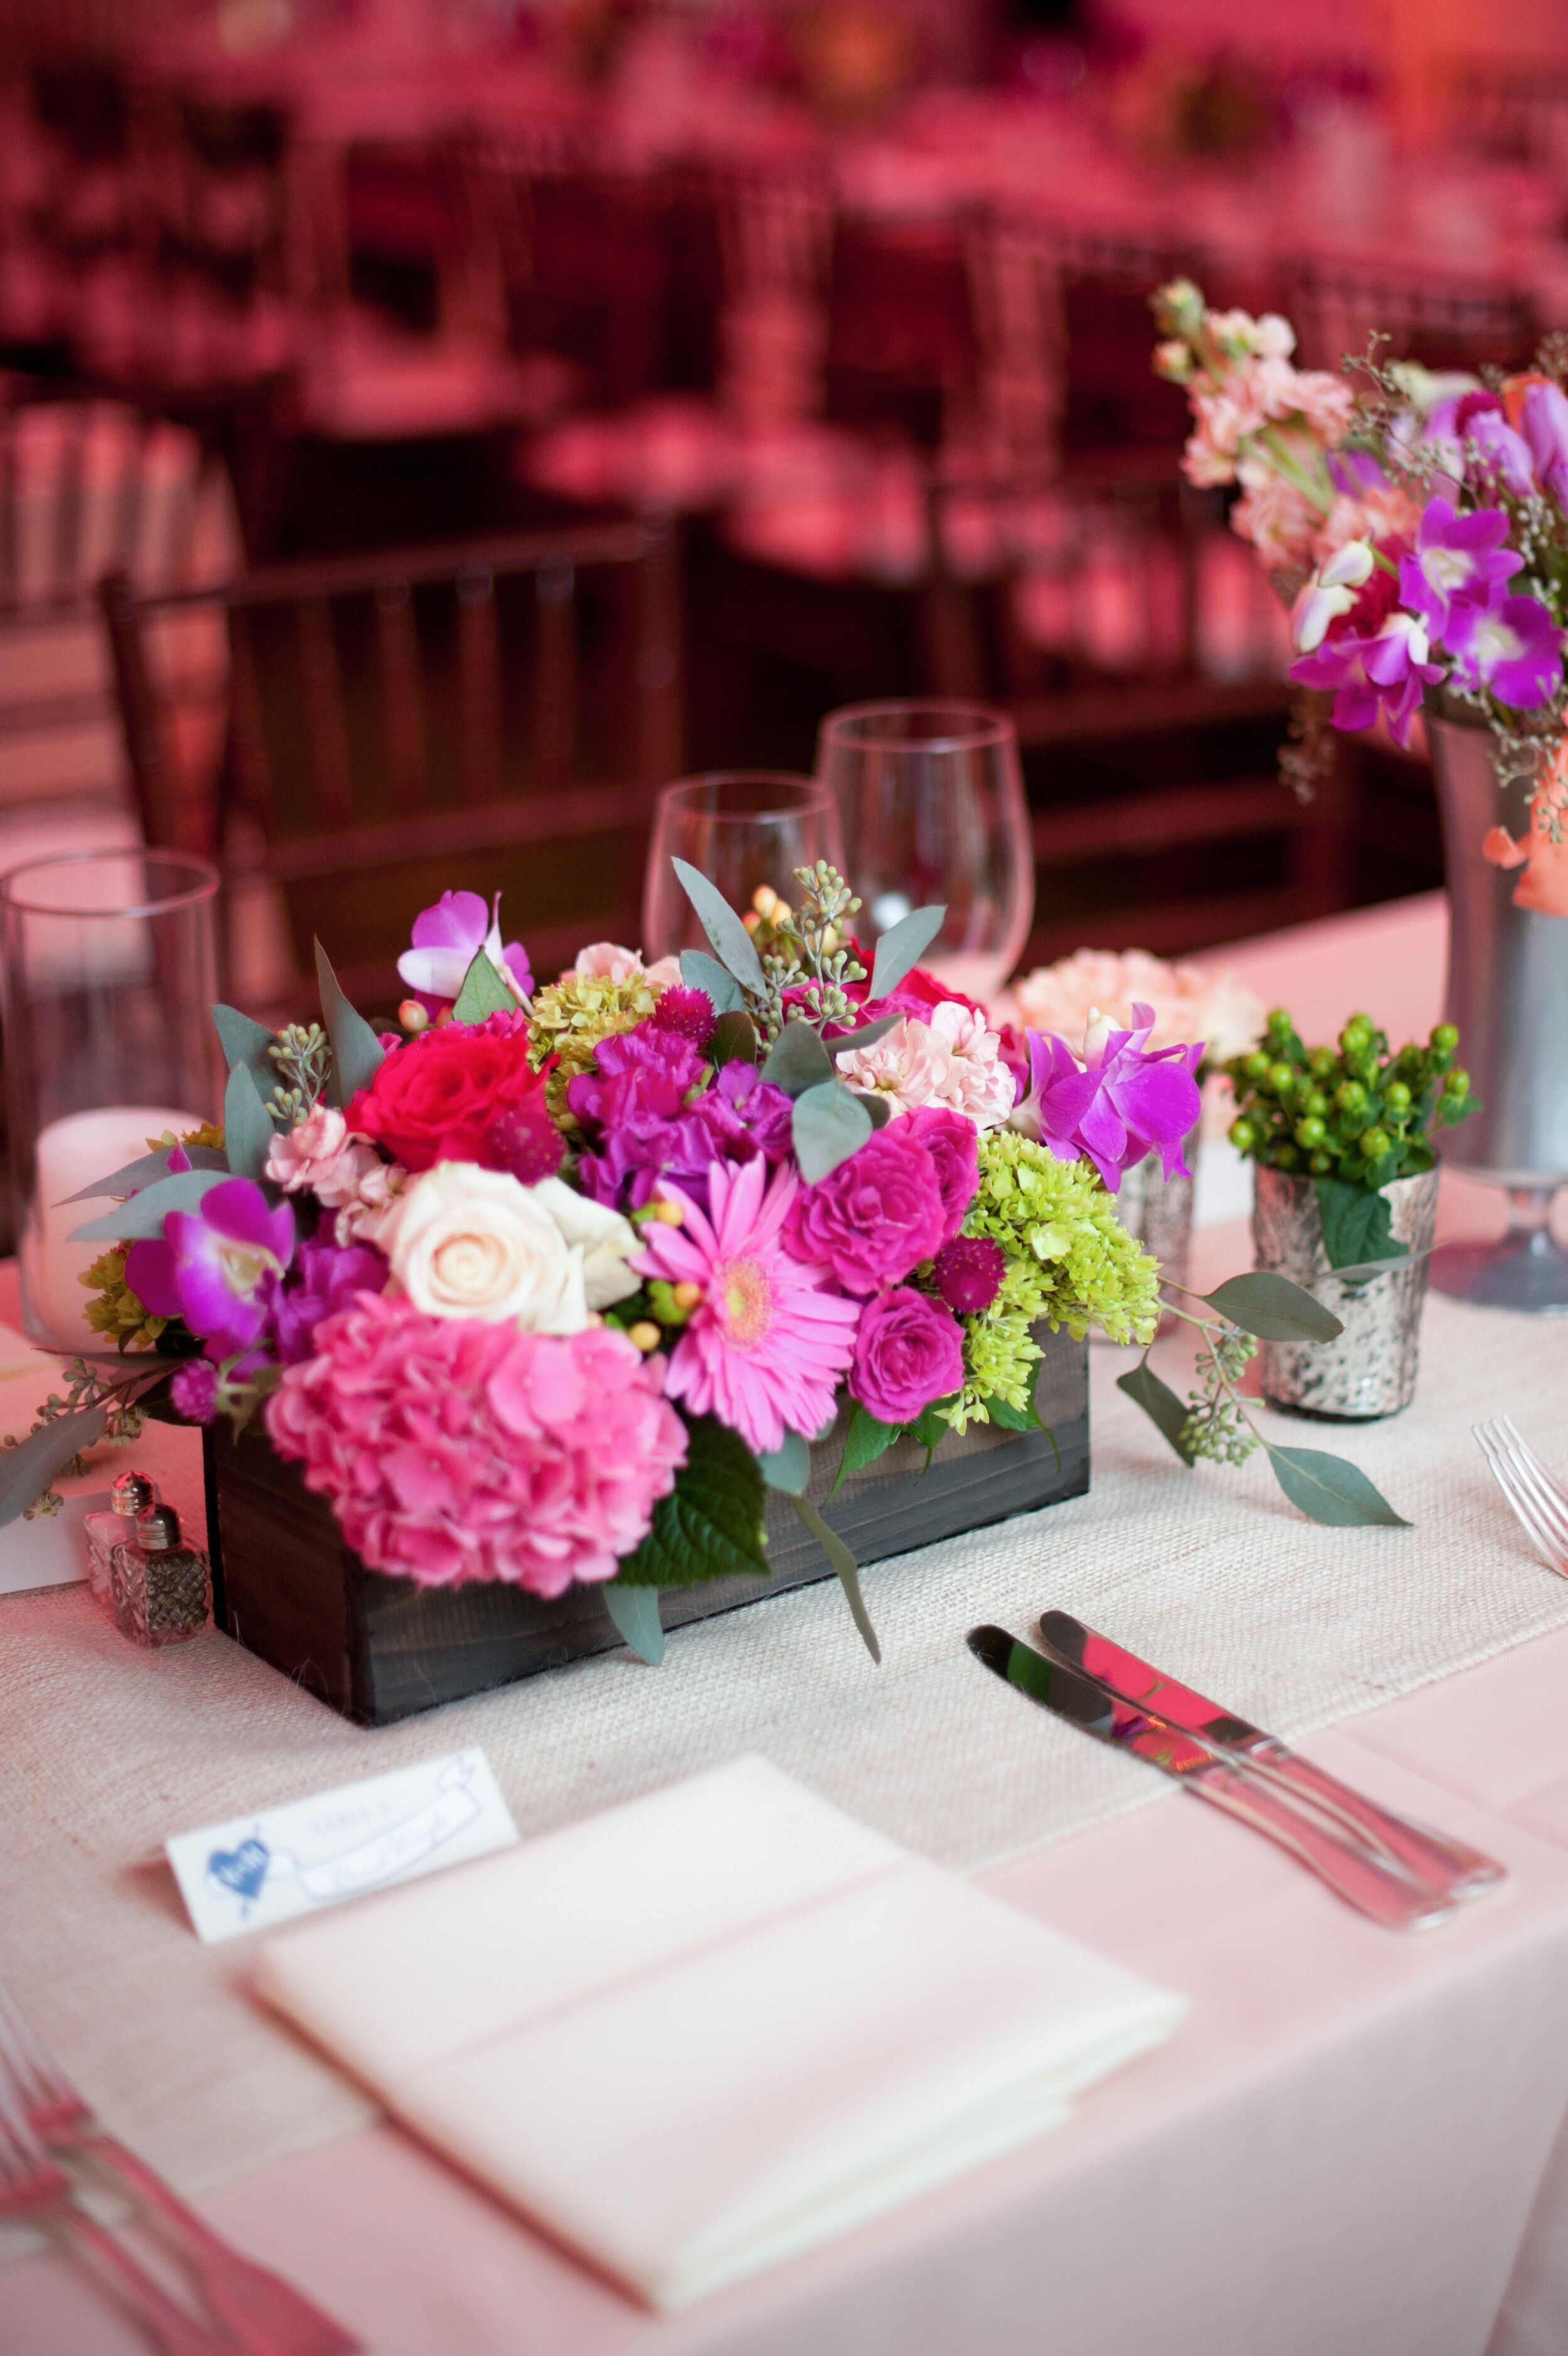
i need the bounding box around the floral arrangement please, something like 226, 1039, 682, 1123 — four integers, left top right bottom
3, 868, 1408, 1663
1010, 949, 1264, 1136
1151, 280, 1568, 911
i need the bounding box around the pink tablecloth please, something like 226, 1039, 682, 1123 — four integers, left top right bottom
7, 890, 1568, 2356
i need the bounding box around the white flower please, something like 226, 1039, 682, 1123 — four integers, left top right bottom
1291, 539, 1375, 654
531, 1177, 640, 1310
567, 942, 683, 991
334, 1156, 408, 1248
838, 1001, 1017, 1130
382, 1162, 588, 1332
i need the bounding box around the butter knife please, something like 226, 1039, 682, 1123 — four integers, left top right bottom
967, 1626, 1460, 1931
1037, 1610, 1505, 1901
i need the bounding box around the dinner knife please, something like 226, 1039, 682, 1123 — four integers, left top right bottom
966, 1626, 1460, 1932
1037, 1609, 1505, 1901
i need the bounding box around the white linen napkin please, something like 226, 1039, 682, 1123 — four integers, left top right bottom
254, 1755, 1182, 2311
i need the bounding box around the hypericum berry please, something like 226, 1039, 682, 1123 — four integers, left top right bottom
1273, 1142, 1299, 1169
1243, 1049, 1271, 1082
1309, 1150, 1334, 1174
1384, 1080, 1411, 1115
1335, 1079, 1366, 1112
1295, 1116, 1327, 1148
1432, 1022, 1459, 1053
1444, 1067, 1470, 1096
1360, 1127, 1390, 1163
1267, 1061, 1297, 1097
1228, 1118, 1257, 1152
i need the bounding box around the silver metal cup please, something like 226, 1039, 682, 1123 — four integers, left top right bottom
1252, 1165, 1439, 1418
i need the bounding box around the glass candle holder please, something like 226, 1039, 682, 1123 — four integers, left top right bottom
816, 700, 1034, 1007
641, 773, 846, 965
1, 849, 220, 1355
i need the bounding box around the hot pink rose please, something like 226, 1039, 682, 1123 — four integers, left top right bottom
784, 1126, 947, 1295
850, 1286, 965, 1424
899, 1105, 979, 1244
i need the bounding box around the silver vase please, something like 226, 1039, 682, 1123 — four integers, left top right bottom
1105, 1123, 1199, 1336
1252, 1165, 1439, 1418
1426, 711, 1568, 1314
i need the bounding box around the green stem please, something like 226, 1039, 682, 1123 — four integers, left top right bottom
1253, 426, 1334, 517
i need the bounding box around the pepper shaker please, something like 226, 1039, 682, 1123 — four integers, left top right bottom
83, 1470, 157, 1608
109, 1504, 210, 1648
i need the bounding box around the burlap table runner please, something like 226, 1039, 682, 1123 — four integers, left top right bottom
1, 1279, 1565, 2205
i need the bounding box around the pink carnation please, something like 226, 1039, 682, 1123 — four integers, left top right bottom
266, 1296, 686, 1596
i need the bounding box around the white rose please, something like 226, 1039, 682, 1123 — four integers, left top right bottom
384, 1162, 588, 1332
531, 1176, 641, 1310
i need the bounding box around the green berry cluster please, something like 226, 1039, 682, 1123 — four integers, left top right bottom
1223, 1008, 1473, 1188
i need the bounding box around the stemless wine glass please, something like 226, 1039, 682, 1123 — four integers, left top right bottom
642, 772, 846, 963
0, 848, 221, 1354
816, 701, 1034, 1005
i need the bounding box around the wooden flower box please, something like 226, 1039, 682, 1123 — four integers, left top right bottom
202, 1330, 1089, 1726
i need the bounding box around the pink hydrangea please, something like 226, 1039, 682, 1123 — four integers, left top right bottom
266, 1296, 686, 1595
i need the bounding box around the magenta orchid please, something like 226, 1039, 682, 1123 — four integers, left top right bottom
1520, 381, 1568, 509
1398, 500, 1522, 644
397, 891, 533, 1012
1012, 1003, 1204, 1191
1446, 593, 1564, 711
126, 1179, 295, 1361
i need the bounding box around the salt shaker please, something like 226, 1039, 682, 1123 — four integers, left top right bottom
109, 1504, 211, 1649
83, 1470, 157, 1608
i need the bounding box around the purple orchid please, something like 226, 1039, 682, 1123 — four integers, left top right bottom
1452, 394, 1536, 499
1446, 592, 1564, 710
396, 891, 532, 1012
1012, 1003, 1204, 1192
1291, 613, 1444, 748
1399, 499, 1521, 643
1520, 381, 1568, 509
271, 1237, 387, 1366
126, 1178, 295, 1361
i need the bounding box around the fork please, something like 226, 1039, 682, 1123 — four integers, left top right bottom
0, 2065, 235, 2355
0, 1985, 359, 2356
1474, 1414, 1568, 1576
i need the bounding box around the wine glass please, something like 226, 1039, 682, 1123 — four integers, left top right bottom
642, 772, 846, 964
816, 701, 1034, 1006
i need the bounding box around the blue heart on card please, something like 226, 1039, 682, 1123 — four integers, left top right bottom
206, 1837, 271, 1905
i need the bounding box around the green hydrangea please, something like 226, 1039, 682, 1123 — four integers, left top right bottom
80, 1247, 168, 1354
943, 1133, 1160, 1430
526, 973, 661, 1124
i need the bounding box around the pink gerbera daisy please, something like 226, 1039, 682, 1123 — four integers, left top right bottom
635, 1158, 860, 1456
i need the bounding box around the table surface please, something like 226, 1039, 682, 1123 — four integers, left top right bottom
6, 889, 1568, 2356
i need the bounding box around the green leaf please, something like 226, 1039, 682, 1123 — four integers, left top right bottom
981, 1393, 1039, 1433
222, 1063, 272, 1182
315, 941, 387, 1109
757, 1428, 811, 1493
1201, 1272, 1343, 1343
710, 1010, 759, 1065
862, 1094, 892, 1130
1117, 1359, 1196, 1466
671, 859, 767, 994
792, 1079, 872, 1183
791, 1493, 881, 1663
602, 1582, 664, 1665
1263, 1443, 1411, 1528
1314, 1177, 1407, 1276
762, 1019, 833, 1099
56, 1143, 227, 1206
613, 1413, 770, 1586
212, 1003, 275, 1088
830, 1403, 900, 1497
0, 1407, 108, 1527
869, 904, 946, 1001
450, 948, 515, 1025
829, 1012, 905, 1057
680, 950, 745, 1013
70, 1169, 234, 1243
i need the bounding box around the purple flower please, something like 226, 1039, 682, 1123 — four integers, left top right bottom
1014, 1003, 1203, 1191
1291, 613, 1444, 749
900, 1106, 979, 1245
396, 891, 531, 1013
850, 1286, 965, 1424
786, 1126, 948, 1295
1452, 394, 1535, 499
271, 1238, 387, 1366
1399, 499, 1521, 642
570, 1029, 791, 1212
933, 1235, 1005, 1315
126, 1179, 295, 1361
1446, 592, 1564, 710
1520, 381, 1568, 509
691, 1061, 794, 1166
169, 1359, 219, 1423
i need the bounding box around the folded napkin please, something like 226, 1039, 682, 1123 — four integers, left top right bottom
254, 1756, 1182, 2310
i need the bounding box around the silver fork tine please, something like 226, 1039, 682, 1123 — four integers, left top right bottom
1476, 1422, 1568, 1575
1495, 1417, 1568, 1550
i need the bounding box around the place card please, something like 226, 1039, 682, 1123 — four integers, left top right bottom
166, 1748, 519, 1943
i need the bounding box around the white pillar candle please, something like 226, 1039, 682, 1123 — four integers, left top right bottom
21, 1106, 210, 1356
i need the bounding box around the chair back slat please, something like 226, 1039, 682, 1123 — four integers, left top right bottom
533, 557, 577, 796
227, 608, 276, 835
296, 594, 355, 826
374, 579, 426, 814
457, 564, 503, 806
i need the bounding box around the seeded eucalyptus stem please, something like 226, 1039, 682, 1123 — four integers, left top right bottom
1149, 1289, 1262, 1466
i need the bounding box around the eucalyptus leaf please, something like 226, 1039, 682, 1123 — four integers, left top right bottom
671, 859, 767, 994
862, 1094, 892, 1130
830, 1403, 900, 1498
222, 1063, 273, 1182
450, 948, 515, 1025
316, 941, 387, 1108
57, 1143, 227, 1206
1117, 1359, 1196, 1466
869, 904, 946, 1001
830, 1012, 905, 1057
710, 1010, 759, 1065
1314, 1177, 1406, 1275
70, 1169, 233, 1243
212, 1003, 276, 1087
0, 1406, 107, 1528
603, 1581, 665, 1665
1263, 1443, 1410, 1528
791, 1493, 881, 1664
792, 1079, 872, 1183
1201, 1272, 1343, 1343
679, 949, 745, 1013
757, 1429, 811, 1494
761, 1020, 833, 1099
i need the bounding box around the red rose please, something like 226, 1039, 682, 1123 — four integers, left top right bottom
347, 1024, 556, 1174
